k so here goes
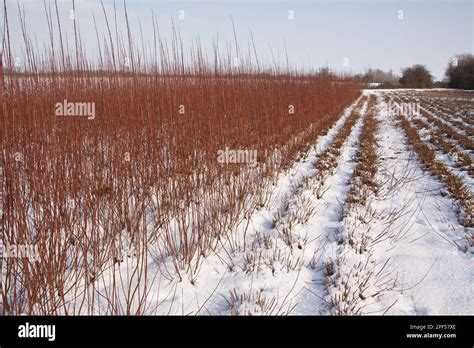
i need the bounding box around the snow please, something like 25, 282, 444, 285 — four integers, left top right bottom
18, 89, 472, 316
366, 92, 473, 314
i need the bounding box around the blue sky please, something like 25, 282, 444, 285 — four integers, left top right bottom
4, 0, 473, 80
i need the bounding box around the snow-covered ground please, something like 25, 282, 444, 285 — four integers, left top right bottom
360, 91, 472, 314
20, 89, 471, 316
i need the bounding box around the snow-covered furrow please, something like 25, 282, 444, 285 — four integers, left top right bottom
318, 97, 386, 315
401, 113, 474, 188
421, 104, 474, 135
401, 94, 470, 133
422, 96, 472, 118
423, 98, 474, 128
398, 96, 474, 161
423, 120, 473, 160
418, 103, 471, 139
357, 91, 473, 315
291, 96, 370, 314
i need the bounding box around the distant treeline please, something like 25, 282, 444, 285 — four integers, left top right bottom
355, 54, 474, 90
445, 54, 474, 90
